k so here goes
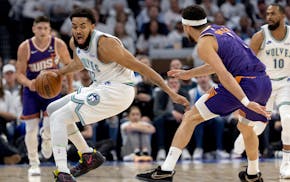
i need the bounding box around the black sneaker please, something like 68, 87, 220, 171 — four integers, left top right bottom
70, 149, 106, 177
53, 170, 76, 182
239, 170, 263, 182
136, 166, 175, 182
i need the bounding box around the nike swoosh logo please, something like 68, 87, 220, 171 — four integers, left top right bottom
31, 50, 37, 54
151, 171, 172, 179
87, 155, 93, 164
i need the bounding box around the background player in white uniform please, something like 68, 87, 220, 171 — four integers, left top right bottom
47, 8, 189, 182
233, 4, 290, 178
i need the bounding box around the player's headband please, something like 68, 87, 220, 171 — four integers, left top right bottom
181, 18, 207, 26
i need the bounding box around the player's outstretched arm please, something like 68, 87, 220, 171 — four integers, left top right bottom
168, 64, 215, 79
58, 38, 84, 76
16, 41, 36, 91
198, 36, 269, 118
98, 36, 190, 110
249, 30, 264, 55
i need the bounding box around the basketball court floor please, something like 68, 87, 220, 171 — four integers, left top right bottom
0, 159, 287, 182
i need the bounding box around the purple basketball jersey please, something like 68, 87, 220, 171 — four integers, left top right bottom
200, 25, 266, 76
21, 37, 61, 120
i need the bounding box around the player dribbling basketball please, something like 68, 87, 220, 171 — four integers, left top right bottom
16, 16, 73, 176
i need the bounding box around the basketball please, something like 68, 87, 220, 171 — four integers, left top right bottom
35, 70, 62, 99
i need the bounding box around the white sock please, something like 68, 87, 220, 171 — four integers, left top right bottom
247, 158, 259, 175
67, 124, 93, 154
282, 149, 290, 162
161, 147, 182, 171
53, 146, 70, 174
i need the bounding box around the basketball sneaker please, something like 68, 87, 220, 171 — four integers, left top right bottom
53, 170, 76, 182
28, 165, 41, 176
136, 166, 175, 182
238, 170, 263, 182
70, 149, 106, 177
156, 149, 166, 161
280, 161, 290, 179
40, 127, 52, 159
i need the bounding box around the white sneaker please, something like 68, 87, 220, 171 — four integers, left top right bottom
181, 149, 191, 161
193, 148, 203, 160
156, 149, 166, 161
216, 150, 230, 159
28, 165, 41, 176
40, 128, 52, 159
123, 153, 135, 161
280, 161, 290, 179
41, 138, 52, 159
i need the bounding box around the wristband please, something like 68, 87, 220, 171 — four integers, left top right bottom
241, 96, 250, 106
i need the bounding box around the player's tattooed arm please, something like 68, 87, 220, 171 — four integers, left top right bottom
98, 36, 190, 110
58, 38, 84, 76
16, 41, 36, 91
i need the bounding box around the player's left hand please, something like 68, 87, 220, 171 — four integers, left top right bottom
170, 93, 190, 111
247, 102, 271, 119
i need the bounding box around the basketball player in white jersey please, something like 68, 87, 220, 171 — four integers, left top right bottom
233, 4, 290, 178
46, 8, 189, 182
16, 16, 73, 176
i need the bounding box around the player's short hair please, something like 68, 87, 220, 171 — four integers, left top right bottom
269, 3, 285, 14
181, 5, 208, 30
70, 8, 96, 24
33, 16, 50, 25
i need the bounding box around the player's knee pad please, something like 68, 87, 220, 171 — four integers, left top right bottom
279, 105, 290, 145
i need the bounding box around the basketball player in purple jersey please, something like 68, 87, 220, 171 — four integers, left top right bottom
16, 16, 73, 176
137, 5, 271, 182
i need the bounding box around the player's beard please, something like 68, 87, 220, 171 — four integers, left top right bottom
73, 32, 92, 49
268, 21, 280, 31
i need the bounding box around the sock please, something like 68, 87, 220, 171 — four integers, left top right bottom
161, 147, 182, 171
282, 149, 290, 162
247, 158, 259, 175
67, 124, 93, 154
53, 146, 70, 174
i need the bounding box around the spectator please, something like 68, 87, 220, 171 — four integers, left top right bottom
164, 0, 182, 31
220, 0, 246, 28
139, 5, 168, 35
236, 15, 255, 43
134, 55, 152, 83
136, 20, 168, 54
188, 76, 229, 160
160, 0, 194, 13
114, 22, 135, 55
154, 77, 190, 161
0, 136, 21, 164
200, 0, 220, 22
167, 21, 185, 49
169, 59, 182, 70
285, 5, 290, 25
121, 106, 155, 162
106, 1, 136, 40
136, 0, 163, 32
2, 64, 20, 98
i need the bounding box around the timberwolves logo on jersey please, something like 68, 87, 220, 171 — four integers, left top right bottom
265, 48, 290, 58
86, 93, 100, 106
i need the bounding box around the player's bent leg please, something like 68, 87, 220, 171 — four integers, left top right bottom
237, 119, 263, 182
232, 121, 267, 158
279, 104, 290, 178
136, 107, 205, 182
67, 123, 105, 177
25, 118, 41, 176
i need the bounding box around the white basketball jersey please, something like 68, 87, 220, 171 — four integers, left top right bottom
257, 25, 290, 80
76, 30, 136, 84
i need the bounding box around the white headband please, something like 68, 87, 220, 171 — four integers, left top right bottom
181, 18, 207, 26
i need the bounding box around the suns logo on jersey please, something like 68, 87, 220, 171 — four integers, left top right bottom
28, 57, 59, 72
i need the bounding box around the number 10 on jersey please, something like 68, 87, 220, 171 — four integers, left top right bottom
274, 58, 284, 69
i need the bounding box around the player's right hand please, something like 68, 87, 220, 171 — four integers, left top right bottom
247, 101, 271, 119
169, 93, 190, 111
167, 69, 190, 80
29, 79, 36, 92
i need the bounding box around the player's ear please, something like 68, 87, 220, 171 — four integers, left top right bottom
91, 23, 95, 30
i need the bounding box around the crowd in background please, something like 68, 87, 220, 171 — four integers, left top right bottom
0, 0, 288, 164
